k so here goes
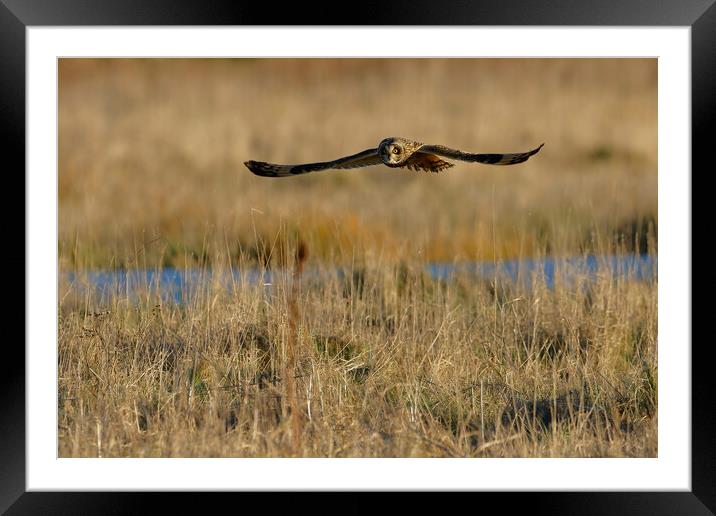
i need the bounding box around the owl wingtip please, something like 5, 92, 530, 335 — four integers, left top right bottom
244, 160, 261, 175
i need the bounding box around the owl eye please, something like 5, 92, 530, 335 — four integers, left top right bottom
392, 147, 401, 154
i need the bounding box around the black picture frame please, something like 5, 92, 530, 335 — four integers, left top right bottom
5, 0, 708, 512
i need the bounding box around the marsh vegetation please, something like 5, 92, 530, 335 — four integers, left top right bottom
58, 58, 657, 457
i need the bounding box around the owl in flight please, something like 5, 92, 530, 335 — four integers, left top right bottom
244, 137, 543, 177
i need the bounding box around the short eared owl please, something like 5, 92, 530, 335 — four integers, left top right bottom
244, 137, 543, 177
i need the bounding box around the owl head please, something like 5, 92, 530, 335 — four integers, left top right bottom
378, 137, 421, 167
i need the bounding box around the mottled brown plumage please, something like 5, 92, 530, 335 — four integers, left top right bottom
245, 137, 543, 177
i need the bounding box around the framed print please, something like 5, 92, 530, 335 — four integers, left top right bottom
6, 0, 710, 511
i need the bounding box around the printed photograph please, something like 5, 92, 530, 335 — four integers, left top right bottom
58, 58, 657, 457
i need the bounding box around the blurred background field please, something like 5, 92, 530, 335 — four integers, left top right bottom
58, 58, 656, 269
58, 59, 657, 458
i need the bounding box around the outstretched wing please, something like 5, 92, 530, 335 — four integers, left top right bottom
403, 152, 455, 173
418, 143, 544, 166
245, 148, 381, 177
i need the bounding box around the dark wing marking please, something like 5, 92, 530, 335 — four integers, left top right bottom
403, 152, 454, 173
418, 143, 544, 166
245, 148, 381, 177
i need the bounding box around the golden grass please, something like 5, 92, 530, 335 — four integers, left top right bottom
58, 58, 656, 268
59, 236, 657, 457
58, 58, 657, 457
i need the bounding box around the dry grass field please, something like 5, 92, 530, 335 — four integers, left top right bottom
58, 58, 657, 458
